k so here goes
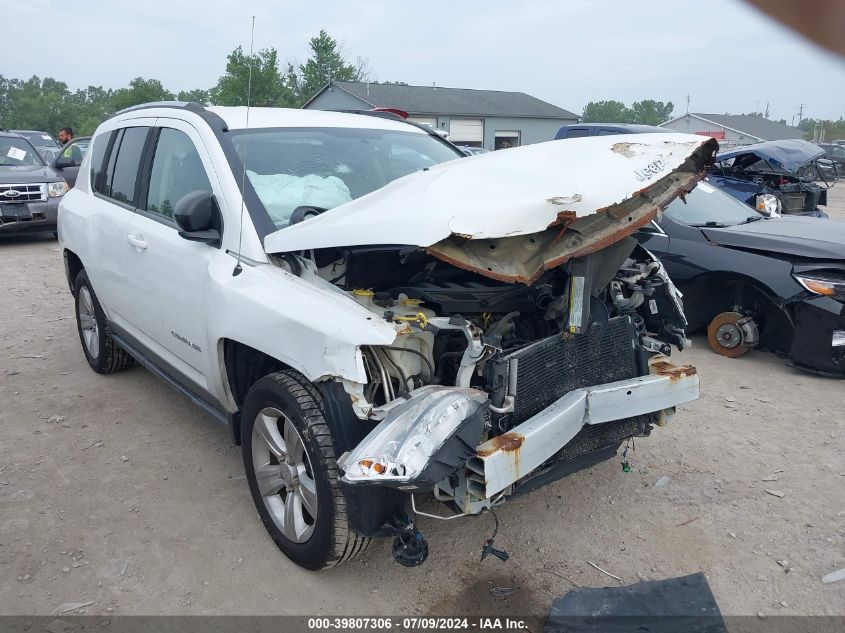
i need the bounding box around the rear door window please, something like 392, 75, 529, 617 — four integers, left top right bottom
106, 127, 149, 206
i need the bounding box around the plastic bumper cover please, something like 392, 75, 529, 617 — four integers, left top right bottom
0, 198, 59, 232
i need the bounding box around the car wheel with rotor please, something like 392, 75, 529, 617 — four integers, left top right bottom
707, 311, 759, 358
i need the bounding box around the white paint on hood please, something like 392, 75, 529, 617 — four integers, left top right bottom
264, 133, 713, 253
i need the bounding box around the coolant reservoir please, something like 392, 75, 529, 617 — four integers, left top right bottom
349, 290, 436, 383
351, 288, 380, 312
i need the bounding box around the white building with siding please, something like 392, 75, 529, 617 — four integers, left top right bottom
303, 81, 579, 150
659, 113, 804, 149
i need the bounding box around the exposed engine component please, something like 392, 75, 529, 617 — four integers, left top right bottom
322, 238, 695, 534
326, 239, 688, 420
608, 245, 688, 350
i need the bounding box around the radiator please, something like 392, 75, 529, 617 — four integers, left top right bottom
486, 316, 641, 429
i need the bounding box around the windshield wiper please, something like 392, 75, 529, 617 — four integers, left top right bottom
689, 221, 729, 227
738, 215, 765, 225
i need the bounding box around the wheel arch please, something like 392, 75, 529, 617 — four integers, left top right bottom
222, 338, 296, 444
221, 338, 377, 455
63, 249, 84, 294
680, 271, 794, 353
681, 271, 785, 327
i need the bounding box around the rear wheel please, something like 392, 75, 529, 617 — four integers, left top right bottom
73, 270, 134, 374
241, 371, 369, 570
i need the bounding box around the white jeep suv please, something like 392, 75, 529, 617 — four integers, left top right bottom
59, 102, 714, 570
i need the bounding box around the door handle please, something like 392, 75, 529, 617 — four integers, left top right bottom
127, 234, 148, 250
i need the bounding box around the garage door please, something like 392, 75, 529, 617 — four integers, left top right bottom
449, 118, 483, 143
408, 116, 437, 128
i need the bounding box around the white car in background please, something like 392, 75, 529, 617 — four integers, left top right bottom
59, 102, 714, 570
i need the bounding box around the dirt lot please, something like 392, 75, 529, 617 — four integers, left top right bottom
1, 188, 844, 618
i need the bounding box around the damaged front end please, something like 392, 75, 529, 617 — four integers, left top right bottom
335, 242, 699, 511
266, 133, 716, 563
710, 139, 837, 217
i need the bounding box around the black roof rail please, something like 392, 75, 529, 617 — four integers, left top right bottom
114, 101, 208, 116
113, 101, 228, 133
338, 109, 407, 122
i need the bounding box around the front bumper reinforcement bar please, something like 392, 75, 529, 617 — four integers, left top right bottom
465, 355, 698, 499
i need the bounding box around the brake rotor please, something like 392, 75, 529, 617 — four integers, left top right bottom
707, 311, 752, 358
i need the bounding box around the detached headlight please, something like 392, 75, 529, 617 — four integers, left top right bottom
755, 194, 781, 217
338, 386, 488, 489
48, 181, 69, 198
794, 273, 845, 300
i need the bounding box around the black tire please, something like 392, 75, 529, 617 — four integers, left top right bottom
73, 270, 134, 374
241, 370, 369, 570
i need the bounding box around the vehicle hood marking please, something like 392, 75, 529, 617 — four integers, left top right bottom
265, 133, 717, 284
716, 139, 825, 173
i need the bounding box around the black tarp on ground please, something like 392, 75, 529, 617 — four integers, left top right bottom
544, 572, 727, 633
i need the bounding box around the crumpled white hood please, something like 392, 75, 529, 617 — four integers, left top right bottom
264, 133, 715, 254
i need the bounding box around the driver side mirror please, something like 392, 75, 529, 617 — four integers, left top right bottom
174, 190, 222, 247
53, 154, 75, 169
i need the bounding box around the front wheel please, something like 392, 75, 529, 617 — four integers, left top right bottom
706, 311, 757, 358
241, 371, 369, 570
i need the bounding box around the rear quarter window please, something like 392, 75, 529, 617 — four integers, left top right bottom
89, 132, 113, 193
565, 128, 590, 138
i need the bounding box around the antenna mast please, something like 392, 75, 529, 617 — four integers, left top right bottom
233, 15, 256, 277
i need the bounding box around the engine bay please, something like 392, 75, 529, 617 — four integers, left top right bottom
306, 236, 689, 428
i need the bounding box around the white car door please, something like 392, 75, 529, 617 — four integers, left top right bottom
121, 119, 226, 395
83, 122, 155, 332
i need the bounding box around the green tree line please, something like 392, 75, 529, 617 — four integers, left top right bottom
582, 99, 843, 141
799, 117, 845, 142
581, 100, 675, 126
0, 30, 369, 136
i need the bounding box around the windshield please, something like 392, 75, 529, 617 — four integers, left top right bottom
229, 127, 463, 227
665, 181, 762, 226
0, 137, 45, 167
15, 132, 58, 148
823, 145, 845, 159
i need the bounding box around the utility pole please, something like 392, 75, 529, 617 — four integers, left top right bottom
797, 103, 805, 126
764, 101, 770, 118
685, 94, 690, 115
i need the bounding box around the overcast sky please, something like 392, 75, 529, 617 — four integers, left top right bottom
4, 0, 844, 122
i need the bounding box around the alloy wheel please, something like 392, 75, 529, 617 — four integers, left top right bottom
77, 286, 100, 359
250, 407, 318, 543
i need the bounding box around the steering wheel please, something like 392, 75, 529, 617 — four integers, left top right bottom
289, 206, 328, 225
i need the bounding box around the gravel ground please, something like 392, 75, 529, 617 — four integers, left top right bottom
1, 188, 844, 618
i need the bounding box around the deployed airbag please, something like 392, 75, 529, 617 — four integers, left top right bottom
247, 171, 352, 225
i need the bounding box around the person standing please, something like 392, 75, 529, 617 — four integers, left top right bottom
58, 127, 74, 146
